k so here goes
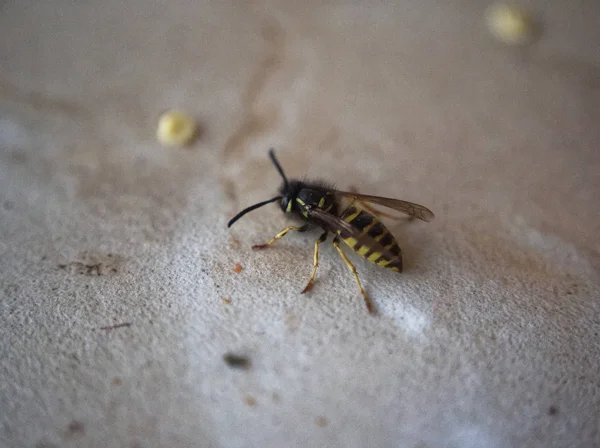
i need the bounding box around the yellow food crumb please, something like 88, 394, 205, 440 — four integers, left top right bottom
156, 110, 196, 147
486, 3, 534, 45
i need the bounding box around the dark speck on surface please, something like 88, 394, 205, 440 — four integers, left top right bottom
224, 353, 251, 369
67, 419, 84, 434
2, 200, 15, 210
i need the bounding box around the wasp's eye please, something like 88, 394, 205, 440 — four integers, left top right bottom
282, 197, 292, 213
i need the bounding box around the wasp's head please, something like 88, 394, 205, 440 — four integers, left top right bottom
278, 180, 304, 214
227, 149, 297, 227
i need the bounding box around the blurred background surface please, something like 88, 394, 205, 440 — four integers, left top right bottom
1, 1, 599, 447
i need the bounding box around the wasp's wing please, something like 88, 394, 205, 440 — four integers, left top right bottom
334, 191, 435, 222
307, 207, 400, 261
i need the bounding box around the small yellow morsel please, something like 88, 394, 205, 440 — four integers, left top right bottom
486, 3, 535, 45
156, 110, 196, 147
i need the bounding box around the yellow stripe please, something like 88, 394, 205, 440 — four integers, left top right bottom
296, 198, 306, 206
377, 259, 392, 267
343, 209, 361, 223
357, 246, 370, 256
368, 252, 382, 262
318, 197, 326, 208
360, 220, 377, 236
343, 237, 358, 248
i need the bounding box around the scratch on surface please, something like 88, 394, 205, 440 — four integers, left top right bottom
99, 322, 132, 331
0, 77, 90, 119
222, 177, 238, 203
222, 22, 285, 164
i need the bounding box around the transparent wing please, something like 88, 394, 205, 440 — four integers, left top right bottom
334, 190, 435, 222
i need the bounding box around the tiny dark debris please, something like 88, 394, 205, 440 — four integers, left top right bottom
548, 406, 558, 416
112, 377, 122, 386
223, 353, 251, 369
244, 395, 257, 406
67, 420, 84, 434
2, 200, 15, 210
57, 252, 123, 276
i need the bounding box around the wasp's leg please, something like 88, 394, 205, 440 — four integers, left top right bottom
332, 236, 375, 314
301, 231, 328, 294
252, 224, 309, 250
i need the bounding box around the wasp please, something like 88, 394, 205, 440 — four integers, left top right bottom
227, 149, 434, 313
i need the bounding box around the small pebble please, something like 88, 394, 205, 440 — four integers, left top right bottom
486, 3, 535, 45
233, 263, 243, 273
156, 110, 197, 147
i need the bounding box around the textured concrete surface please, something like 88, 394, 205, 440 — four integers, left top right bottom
1, 1, 599, 447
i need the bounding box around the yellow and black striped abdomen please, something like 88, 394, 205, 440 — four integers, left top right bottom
338, 205, 403, 272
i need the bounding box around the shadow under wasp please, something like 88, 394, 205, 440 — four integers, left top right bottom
227, 149, 435, 313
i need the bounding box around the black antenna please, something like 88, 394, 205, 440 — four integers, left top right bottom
227, 196, 281, 228
269, 149, 289, 189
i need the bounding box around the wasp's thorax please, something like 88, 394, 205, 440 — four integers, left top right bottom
279, 180, 337, 218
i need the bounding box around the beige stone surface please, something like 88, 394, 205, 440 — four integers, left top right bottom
1, 1, 599, 447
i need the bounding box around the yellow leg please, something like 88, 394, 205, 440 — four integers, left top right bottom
332, 236, 375, 314
252, 224, 309, 250
301, 231, 328, 294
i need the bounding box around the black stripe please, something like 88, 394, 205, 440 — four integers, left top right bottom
339, 229, 353, 239
388, 258, 403, 272
389, 244, 401, 257
367, 222, 385, 239
350, 211, 374, 230
364, 248, 376, 259
364, 247, 386, 260
379, 232, 393, 248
